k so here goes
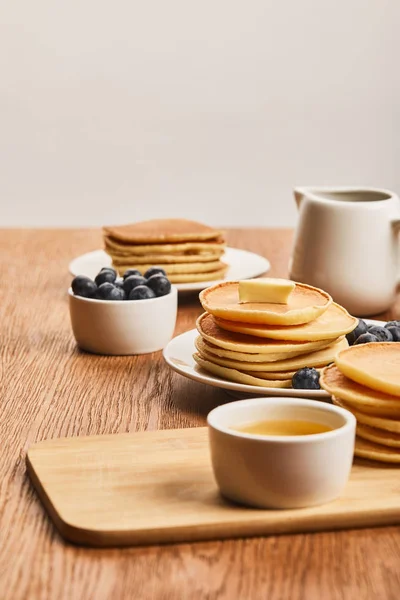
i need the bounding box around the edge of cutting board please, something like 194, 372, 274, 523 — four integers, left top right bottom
26, 428, 400, 547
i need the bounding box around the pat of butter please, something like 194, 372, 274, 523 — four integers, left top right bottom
239, 278, 295, 304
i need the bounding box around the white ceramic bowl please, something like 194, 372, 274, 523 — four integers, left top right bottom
208, 397, 356, 509
68, 286, 178, 355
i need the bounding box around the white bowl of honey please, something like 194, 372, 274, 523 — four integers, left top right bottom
207, 397, 356, 509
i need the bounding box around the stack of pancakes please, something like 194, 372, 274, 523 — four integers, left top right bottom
103, 219, 227, 283
193, 280, 357, 388
321, 343, 400, 464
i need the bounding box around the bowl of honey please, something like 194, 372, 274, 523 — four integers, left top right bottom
207, 397, 356, 509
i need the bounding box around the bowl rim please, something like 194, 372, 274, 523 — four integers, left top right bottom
68, 285, 178, 305
207, 396, 356, 444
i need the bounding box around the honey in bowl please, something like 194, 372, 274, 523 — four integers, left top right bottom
232, 419, 334, 436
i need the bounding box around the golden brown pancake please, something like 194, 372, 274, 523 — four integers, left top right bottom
108, 252, 224, 264
113, 264, 228, 282
104, 237, 225, 255
112, 260, 226, 275
104, 219, 228, 283
333, 397, 400, 433
166, 268, 228, 283
356, 424, 400, 448
242, 370, 297, 380
335, 343, 400, 397
196, 313, 335, 354
214, 303, 357, 341
200, 281, 332, 326
320, 364, 400, 418
354, 437, 400, 464
195, 337, 348, 372
193, 353, 292, 388
103, 219, 224, 244
195, 336, 308, 363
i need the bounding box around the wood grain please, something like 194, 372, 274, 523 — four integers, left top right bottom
1, 228, 400, 600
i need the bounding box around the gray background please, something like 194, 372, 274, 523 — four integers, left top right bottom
1, 0, 398, 227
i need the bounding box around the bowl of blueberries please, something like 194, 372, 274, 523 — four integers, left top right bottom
69, 266, 178, 355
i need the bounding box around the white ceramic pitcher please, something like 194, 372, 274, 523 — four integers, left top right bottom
289, 187, 400, 316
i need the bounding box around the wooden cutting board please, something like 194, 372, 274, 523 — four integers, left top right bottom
26, 427, 400, 547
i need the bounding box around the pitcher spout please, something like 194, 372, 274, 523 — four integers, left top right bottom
293, 187, 308, 210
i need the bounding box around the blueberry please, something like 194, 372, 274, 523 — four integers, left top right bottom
354, 333, 379, 345
146, 274, 171, 297
114, 277, 125, 289
385, 320, 400, 329
346, 319, 368, 346
144, 266, 167, 279
96, 283, 126, 300
387, 326, 400, 341
71, 275, 97, 298
128, 285, 156, 300
123, 269, 142, 279
123, 275, 147, 294
109, 286, 126, 300
292, 367, 320, 390
367, 326, 393, 342
96, 282, 116, 299
100, 267, 117, 274
95, 269, 117, 286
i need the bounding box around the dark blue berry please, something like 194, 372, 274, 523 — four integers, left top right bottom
96, 282, 116, 299
346, 319, 368, 345
144, 266, 167, 279
385, 320, 400, 329
107, 286, 125, 300
95, 269, 117, 286
354, 333, 379, 345
292, 367, 320, 390
146, 274, 171, 297
128, 285, 156, 300
123, 269, 142, 279
114, 277, 124, 289
71, 275, 97, 298
387, 326, 400, 341
100, 267, 117, 274
367, 326, 393, 342
123, 275, 147, 294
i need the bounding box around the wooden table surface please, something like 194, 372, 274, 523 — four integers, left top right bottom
1, 228, 400, 600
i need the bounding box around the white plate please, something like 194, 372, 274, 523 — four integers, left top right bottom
68, 247, 270, 292
163, 320, 384, 399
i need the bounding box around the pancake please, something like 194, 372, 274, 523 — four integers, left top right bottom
107, 252, 224, 264
354, 437, 400, 464
335, 343, 400, 397
104, 237, 225, 255
196, 313, 334, 354
243, 370, 297, 380
167, 268, 228, 283
195, 337, 348, 373
112, 260, 227, 275
332, 397, 400, 433
214, 303, 357, 341
356, 424, 400, 448
103, 219, 224, 244
112, 265, 227, 282
320, 364, 400, 418
195, 336, 309, 363
193, 353, 292, 388
200, 281, 332, 326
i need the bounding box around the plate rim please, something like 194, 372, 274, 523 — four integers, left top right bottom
163, 319, 386, 398
68, 246, 270, 292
